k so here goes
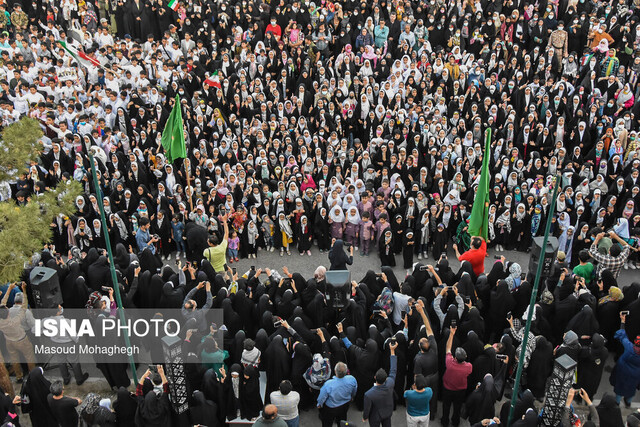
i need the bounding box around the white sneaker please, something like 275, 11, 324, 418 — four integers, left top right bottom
270, 247, 275, 252
624, 263, 629, 270
287, 250, 291, 256
631, 263, 637, 270
418, 253, 423, 260
175, 253, 180, 260
307, 251, 312, 256
300, 252, 304, 256
280, 250, 284, 257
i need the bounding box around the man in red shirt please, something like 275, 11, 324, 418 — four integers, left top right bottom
453, 236, 487, 276
265, 18, 282, 40
441, 326, 472, 427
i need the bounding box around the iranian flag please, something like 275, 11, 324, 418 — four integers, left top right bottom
57, 40, 101, 69
203, 71, 221, 89
167, 0, 179, 11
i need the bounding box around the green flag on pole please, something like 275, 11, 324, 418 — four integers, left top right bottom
161, 95, 186, 164
468, 128, 492, 239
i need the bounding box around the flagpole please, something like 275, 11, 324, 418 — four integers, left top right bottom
87, 152, 138, 383
183, 137, 194, 213
507, 175, 561, 426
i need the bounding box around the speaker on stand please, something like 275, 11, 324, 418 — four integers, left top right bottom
29, 267, 62, 308
527, 236, 559, 279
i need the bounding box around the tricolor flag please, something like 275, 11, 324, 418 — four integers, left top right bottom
167, 0, 179, 11
203, 71, 221, 89
57, 40, 101, 69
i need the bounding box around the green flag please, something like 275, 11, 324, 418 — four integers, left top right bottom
468, 128, 492, 239
161, 95, 186, 164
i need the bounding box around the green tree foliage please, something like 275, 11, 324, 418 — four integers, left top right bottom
0, 118, 46, 182
0, 118, 81, 282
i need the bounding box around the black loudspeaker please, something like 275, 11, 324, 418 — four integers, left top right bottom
528, 236, 559, 278
325, 270, 351, 309
29, 267, 62, 308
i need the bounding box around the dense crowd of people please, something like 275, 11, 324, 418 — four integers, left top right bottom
2, 0, 640, 425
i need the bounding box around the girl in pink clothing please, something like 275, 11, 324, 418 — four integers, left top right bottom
227, 231, 240, 263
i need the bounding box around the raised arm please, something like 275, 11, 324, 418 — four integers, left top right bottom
222, 214, 229, 241
427, 264, 442, 286
2, 283, 16, 306
446, 325, 457, 354
415, 299, 434, 337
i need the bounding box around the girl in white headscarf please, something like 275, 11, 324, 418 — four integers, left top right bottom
278, 212, 294, 256
329, 207, 346, 240
344, 207, 361, 248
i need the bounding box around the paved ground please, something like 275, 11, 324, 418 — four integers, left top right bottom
12, 245, 640, 426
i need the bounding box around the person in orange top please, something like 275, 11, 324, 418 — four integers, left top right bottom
589, 24, 614, 49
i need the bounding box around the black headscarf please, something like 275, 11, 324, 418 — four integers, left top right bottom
466, 374, 498, 424
240, 365, 263, 420
113, 386, 137, 427
328, 239, 353, 270
527, 336, 554, 399
190, 390, 219, 426
264, 335, 291, 396
596, 393, 624, 427
511, 408, 538, 427
22, 368, 55, 427
566, 305, 599, 338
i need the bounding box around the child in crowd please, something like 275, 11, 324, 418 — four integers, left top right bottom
171, 214, 186, 259
359, 211, 374, 256
228, 230, 240, 263
246, 220, 259, 259
344, 207, 360, 249
261, 214, 275, 252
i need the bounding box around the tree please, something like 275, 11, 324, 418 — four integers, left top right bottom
0, 118, 81, 282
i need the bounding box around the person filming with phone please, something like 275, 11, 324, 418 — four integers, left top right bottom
182, 281, 213, 331
452, 236, 487, 276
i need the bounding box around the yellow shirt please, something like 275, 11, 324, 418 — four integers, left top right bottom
203, 239, 228, 272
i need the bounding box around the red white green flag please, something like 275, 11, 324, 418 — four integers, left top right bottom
203, 70, 221, 89
57, 40, 101, 69
167, 0, 179, 11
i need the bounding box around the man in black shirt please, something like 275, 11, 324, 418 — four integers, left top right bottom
47, 380, 82, 427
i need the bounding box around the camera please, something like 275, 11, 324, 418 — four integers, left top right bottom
419, 265, 430, 271
496, 354, 507, 361
101, 286, 111, 292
